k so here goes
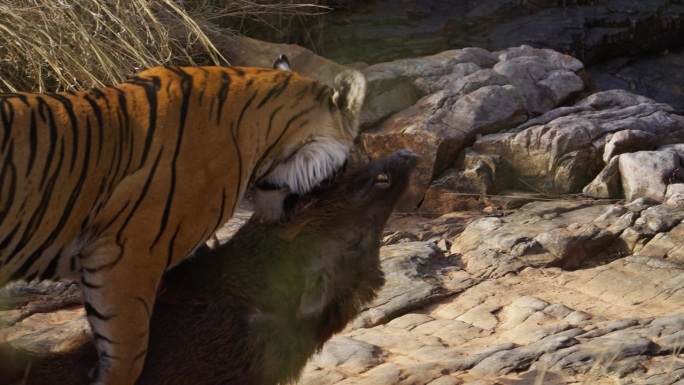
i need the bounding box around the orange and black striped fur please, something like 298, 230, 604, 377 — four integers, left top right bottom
0, 62, 366, 385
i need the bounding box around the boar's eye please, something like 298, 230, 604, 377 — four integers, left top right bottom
374, 172, 390, 186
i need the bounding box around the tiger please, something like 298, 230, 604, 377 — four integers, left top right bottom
0, 57, 367, 385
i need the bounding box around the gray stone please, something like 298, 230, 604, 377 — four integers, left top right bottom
451, 201, 620, 273
603, 129, 659, 163
619, 150, 681, 202
470, 335, 576, 375
308, 336, 384, 374
542, 335, 656, 374
350, 242, 450, 329
624, 197, 661, 212
637, 221, 684, 263
630, 205, 684, 245
493, 56, 582, 114
665, 183, 684, 209
585, 161, 620, 198
533, 224, 615, 269
359, 46, 584, 211
471, 90, 684, 197
360, 72, 420, 130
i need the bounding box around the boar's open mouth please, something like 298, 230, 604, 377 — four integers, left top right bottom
278, 150, 417, 221
374, 172, 390, 187
271, 164, 344, 220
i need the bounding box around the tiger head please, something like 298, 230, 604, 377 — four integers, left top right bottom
252, 68, 367, 222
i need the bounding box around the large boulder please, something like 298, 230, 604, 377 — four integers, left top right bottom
360, 45, 585, 210
422, 90, 684, 213
465, 90, 684, 196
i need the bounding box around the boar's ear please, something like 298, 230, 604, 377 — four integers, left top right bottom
297, 267, 331, 318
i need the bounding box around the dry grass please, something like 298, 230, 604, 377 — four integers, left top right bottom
0, 0, 328, 92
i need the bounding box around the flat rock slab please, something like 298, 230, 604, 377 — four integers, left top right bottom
349, 241, 463, 330
298, 199, 684, 385
3, 200, 684, 385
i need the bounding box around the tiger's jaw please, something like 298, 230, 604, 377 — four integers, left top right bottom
253, 138, 350, 222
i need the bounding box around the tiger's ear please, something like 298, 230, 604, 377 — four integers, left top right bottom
272, 54, 292, 71
332, 70, 367, 136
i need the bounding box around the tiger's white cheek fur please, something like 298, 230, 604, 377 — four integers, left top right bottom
264, 137, 349, 195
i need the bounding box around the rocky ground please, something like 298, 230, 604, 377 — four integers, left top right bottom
299, 198, 684, 385
3, 198, 684, 385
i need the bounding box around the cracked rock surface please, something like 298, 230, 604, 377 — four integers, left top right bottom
3, 199, 684, 385
298, 199, 684, 385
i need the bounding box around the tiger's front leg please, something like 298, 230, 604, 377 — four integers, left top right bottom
79, 239, 166, 385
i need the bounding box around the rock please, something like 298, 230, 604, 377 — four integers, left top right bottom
589, 49, 684, 112
451, 199, 684, 276
298, 236, 684, 384
603, 129, 660, 163
349, 242, 455, 330
359, 73, 420, 131
468, 90, 684, 198
451, 201, 619, 275
382, 211, 480, 245
492, 51, 583, 114
619, 150, 682, 202
665, 183, 684, 209
470, 334, 578, 376
583, 155, 622, 198
308, 336, 383, 374
623, 205, 684, 257
363, 47, 498, 98
360, 46, 583, 210
533, 224, 615, 269
421, 166, 490, 214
